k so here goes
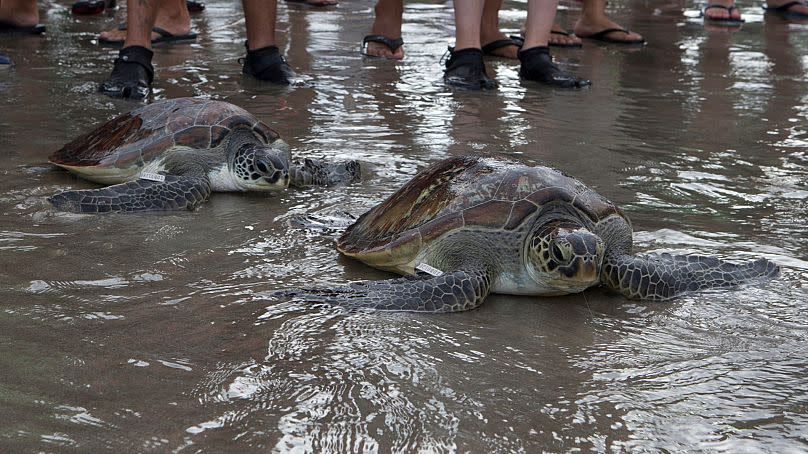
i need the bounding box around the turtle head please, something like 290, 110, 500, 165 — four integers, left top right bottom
526, 222, 605, 293
232, 144, 290, 190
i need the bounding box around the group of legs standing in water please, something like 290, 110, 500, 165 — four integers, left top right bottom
1, 0, 807, 98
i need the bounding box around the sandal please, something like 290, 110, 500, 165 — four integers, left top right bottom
509, 33, 583, 50
701, 4, 745, 25
72, 0, 203, 15
99, 45, 154, 100
360, 34, 404, 58
0, 21, 46, 35
763, 0, 808, 17
99, 24, 198, 47
577, 28, 646, 44
481, 38, 521, 58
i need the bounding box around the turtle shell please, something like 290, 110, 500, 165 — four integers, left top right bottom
49, 98, 280, 179
337, 156, 625, 267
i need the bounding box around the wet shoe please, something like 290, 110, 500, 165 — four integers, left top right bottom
443, 47, 497, 90
99, 45, 154, 100
518, 46, 590, 88
240, 44, 296, 85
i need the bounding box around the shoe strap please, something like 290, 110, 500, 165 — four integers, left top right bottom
116, 45, 154, 83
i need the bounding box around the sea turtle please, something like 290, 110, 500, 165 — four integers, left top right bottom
48, 97, 360, 213
294, 156, 778, 312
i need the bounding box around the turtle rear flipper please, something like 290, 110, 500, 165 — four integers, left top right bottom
289, 158, 360, 187
49, 174, 211, 213
602, 253, 780, 300
279, 268, 492, 313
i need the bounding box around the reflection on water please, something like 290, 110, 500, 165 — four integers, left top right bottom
1, 0, 807, 451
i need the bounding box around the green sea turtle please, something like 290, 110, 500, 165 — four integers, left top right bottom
48, 97, 359, 213
294, 156, 778, 312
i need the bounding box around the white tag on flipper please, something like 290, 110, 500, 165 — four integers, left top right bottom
140, 172, 166, 182
415, 263, 443, 276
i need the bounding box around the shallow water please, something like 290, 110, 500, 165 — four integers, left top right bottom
1, 0, 807, 451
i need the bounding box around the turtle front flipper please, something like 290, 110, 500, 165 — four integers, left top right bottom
601, 253, 779, 300
289, 158, 361, 187
48, 174, 212, 213
282, 268, 492, 313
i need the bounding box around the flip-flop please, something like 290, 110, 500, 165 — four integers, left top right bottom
700, 4, 746, 25
762, 0, 808, 17
481, 38, 520, 57
509, 33, 583, 49
72, 0, 203, 15
578, 28, 646, 44
360, 34, 404, 58
0, 21, 46, 35
285, 0, 338, 6
98, 25, 198, 47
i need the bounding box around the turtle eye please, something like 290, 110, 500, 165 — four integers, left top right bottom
551, 243, 566, 262
256, 160, 269, 174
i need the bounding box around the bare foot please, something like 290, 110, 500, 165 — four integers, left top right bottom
364, 0, 403, 59
574, 16, 644, 43
700, 0, 743, 21
549, 24, 582, 47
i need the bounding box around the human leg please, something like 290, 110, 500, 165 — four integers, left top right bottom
363, 0, 404, 59
573, 0, 644, 43
99, 0, 159, 98
444, 0, 496, 89
241, 0, 296, 84
0, 0, 40, 29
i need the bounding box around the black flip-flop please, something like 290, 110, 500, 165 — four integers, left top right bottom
481, 38, 520, 57
509, 33, 583, 49
98, 25, 198, 47
578, 28, 646, 44
360, 34, 404, 58
72, 0, 203, 15
763, 0, 808, 17
700, 4, 746, 25
0, 21, 46, 35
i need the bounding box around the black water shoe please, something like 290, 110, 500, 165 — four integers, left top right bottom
240, 44, 296, 85
443, 47, 497, 90
99, 45, 154, 99
518, 46, 590, 88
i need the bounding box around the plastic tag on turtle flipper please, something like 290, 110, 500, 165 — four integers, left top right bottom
140, 172, 166, 183
415, 263, 443, 276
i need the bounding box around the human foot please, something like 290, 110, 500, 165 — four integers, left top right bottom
550, 24, 582, 47
98, 8, 191, 45
574, 16, 645, 43
362, 35, 404, 59
700, 0, 744, 22
99, 23, 194, 45
0, 4, 39, 28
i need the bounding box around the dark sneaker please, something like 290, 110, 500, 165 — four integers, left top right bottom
240, 44, 296, 85
518, 46, 590, 88
443, 47, 497, 90
99, 45, 154, 99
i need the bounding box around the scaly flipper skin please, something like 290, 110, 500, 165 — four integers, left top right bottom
48, 174, 212, 213
601, 253, 780, 300
284, 268, 492, 313
289, 158, 361, 187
